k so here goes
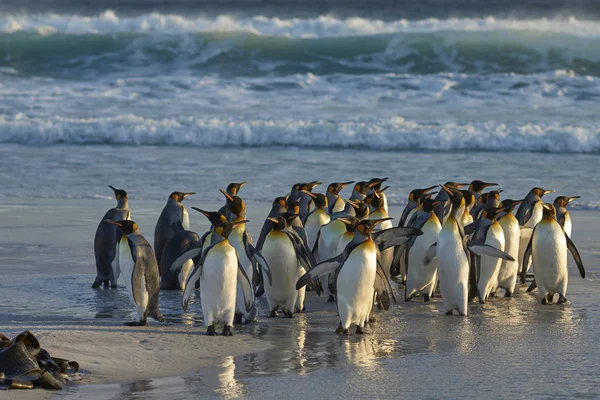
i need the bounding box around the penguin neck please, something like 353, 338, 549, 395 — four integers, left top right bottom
125, 230, 141, 238
117, 198, 129, 209
326, 191, 338, 205
350, 232, 370, 247
210, 233, 227, 246
167, 197, 181, 206
350, 191, 366, 201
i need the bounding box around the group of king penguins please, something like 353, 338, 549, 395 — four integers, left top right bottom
93, 179, 585, 336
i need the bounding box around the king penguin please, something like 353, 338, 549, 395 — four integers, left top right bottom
104, 220, 165, 326
218, 181, 247, 216
468, 180, 498, 218
303, 191, 331, 252
297, 218, 420, 335
553, 195, 580, 237
154, 191, 196, 270
93, 185, 130, 288
433, 182, 469, 224
495, 199, 523, 297
423, 187, 513, 316
516, 187, 554, 276
260, 214, 314, 317
398, 186, 438, 227
404, 198, 442, 302
255, 196, 287, 251
521, 203, 585, 304
181, 220, 258, 336
367, 177, 389, 213
159, 229, 203, 291
220, 189, 271, 324
364, 189, 394, 275
326, 181, 354, 214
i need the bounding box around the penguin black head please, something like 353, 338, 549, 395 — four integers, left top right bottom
273, 196, 287, 208
170, 192, 196, 202
459, 190, 476, 208
441, 185, 465, 211
357, 218, 393, 236
303, 181, 322, 192
328, 181, 354, 195
554, 196, 580, 208
444, 182, 469, 190
303, 191, 328, 209
532, 187, 554, 198
286, 198, 301, 215
192, 208, 228, 227
220, 189, 245, 217
409, 185, 437, 203
226, 182, 247, 196
267, 215, 288, 230
348, 199, 370, 219
354, 181, 378, 195
214, 220, 249, 239
498, 199, 523, 213
109, 185, 128, 201
105, 219, 138, 235
468, 180, 498, 193
368, 177, 388, 191
365, 190, 384, 210
542, 203, 557, 219
481, 207, 503, 221
479, 192, 489, 205
421, 199, 442, 213
337, 217, 360, 233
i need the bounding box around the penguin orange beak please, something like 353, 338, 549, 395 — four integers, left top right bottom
182, 192, 196, 199
341, 181, 355, 187
568, 196, 581, 204
301, 190, 317, 199
232, 220, 249, 227
220, 189, 234, 201
541, 189, 555, 197
337, 218, 352, 224
191, 207, 210, 218
346, 199, 360, 210
267, 217, 279, 223
104, 219, 122, 227
440, 184, 454, 195
423, 185, 438, 193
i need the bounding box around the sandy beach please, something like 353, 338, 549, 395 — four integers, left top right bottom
1, 197, 599, 398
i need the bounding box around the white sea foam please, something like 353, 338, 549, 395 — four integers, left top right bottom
2, 12, 600, 38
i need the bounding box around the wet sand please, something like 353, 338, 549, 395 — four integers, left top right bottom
1, 198, 599, 399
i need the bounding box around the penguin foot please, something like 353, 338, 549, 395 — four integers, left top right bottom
206, 325, 217, 336
233, 314, 243, 325
335, 323, 343, 334
284, 310, 293, 318
557, 295, 568, 304
342, 329, 349, 336
355, 326, 365, 335
404, 296, 413, 302
423, 294, 431, 303
527, 280, 537, 292
269, 309, 278, 318
505, 291, 513, 298
91, 279, 102, 288
445, 310, 453, 316
368, 316, 377, 323
327, 295, 335, 303
124, 320, 147, 327
541, 298, 548, 305
295, 307, 303, 314
459, 312, 467, 317
110, 282, 118, 288
490, 291, 498, 298
153, 313, 166, 323
221, 326, 233, 336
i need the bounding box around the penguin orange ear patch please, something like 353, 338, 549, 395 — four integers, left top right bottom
216, 226, 224, 236
354, 184, 360, 192
116, 194, 122, 200
219, 215, 227, 223
132, 222, 138, 231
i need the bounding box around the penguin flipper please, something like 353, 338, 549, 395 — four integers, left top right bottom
372, 227, 423, 251
398, 204, 415, 227
129, 238, 145, 307
285, 230, 315, 270
181, 245, 214, 311
311, 228, 321, 256
423, 242, 438, 266
248, 244, 273, 286
565, 233, 585, 279
255, 219, 273, 251
293, 225, 310, 247
467, 242, 515, 261
464, 220, 479, 236
296, 252, 347, 290
237, 260, 255, 313
521, 230, 535, 283
375, 258, 396, 307
390, 241, 407, 277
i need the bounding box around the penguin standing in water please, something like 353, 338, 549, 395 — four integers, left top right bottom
424, 187, 513, 316
326, 181, 354, 214
220, 189, 270, 324
218, 182, 247, 216
260, 214, 314, 317
471, 207, 506, 303
496, 199, 523, 297
297, 218, 420, 335
516, 187, 554, 276
302, 192, 331, 251
104, 220, 165, 326
521, 203, 585, 304
154, 192, 196, 270
182, 220, 257, 336
404, 198, 442, 302
159, 230, 203, 290
553, 195, 580, 237
93, 185, 130, 288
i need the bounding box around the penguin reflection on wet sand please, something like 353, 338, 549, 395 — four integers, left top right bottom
154, 191, 196, 270
182, 220, 258, 336
104, 220, 165, 326
521, 203, 585, 304
93, 186, 130, 288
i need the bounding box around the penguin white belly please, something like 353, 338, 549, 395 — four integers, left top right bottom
497, 215, 520, 294
182, 207, 190, 231
336, 241, 377, 330
178, 259, 195, 291
316, 221, 345, 300
228, 228, 255, 318
436, 222, 469, 315
336, 233, 354, 255
532, 222, 568, 301
373, 211, 393, 275
200, 242, 238, 327
564, 213, 572, 238
305, 211, 331, 252
332, 197, 345, 213
406, 217, 441, 299
261, 232, 301, 312
119, 238, 148, 320
462, 212, 473, 227
477, 222, 505, 302
112, 241, 121, 286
